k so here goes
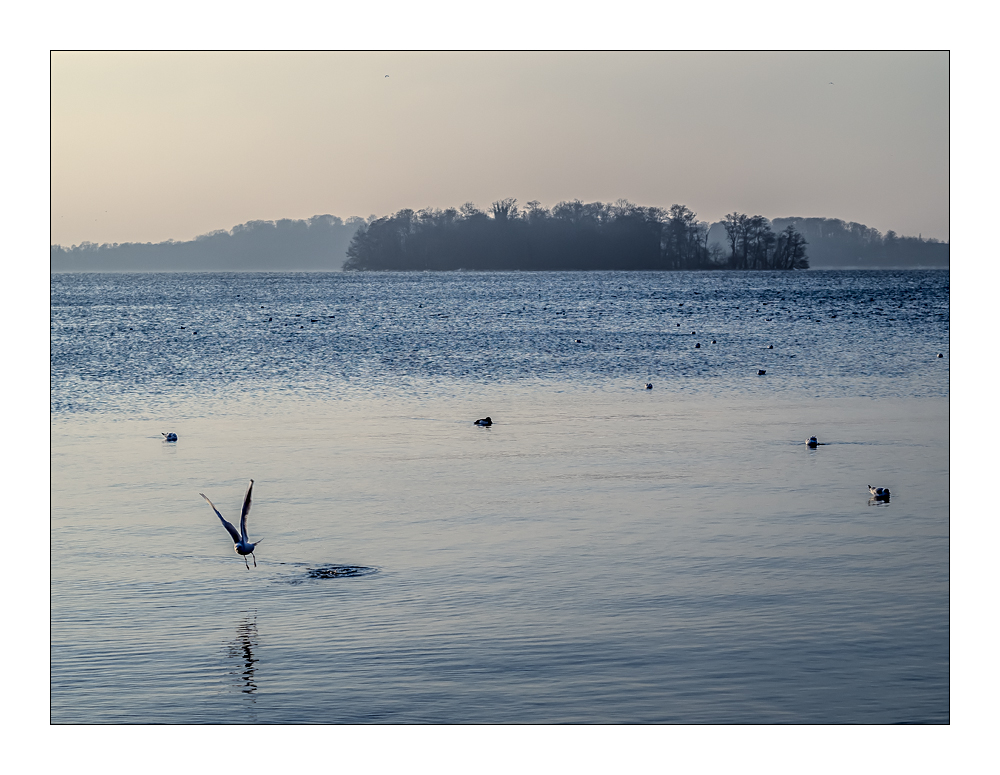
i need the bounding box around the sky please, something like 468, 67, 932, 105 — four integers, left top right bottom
51, 51, 949, 247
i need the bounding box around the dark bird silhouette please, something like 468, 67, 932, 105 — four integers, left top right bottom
201, 480, 261, 569
474, 417, 493, 426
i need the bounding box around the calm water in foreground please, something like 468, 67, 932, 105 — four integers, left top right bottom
51, 270, 949, 723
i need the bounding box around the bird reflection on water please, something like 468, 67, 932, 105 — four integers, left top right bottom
226, 611, 259, 701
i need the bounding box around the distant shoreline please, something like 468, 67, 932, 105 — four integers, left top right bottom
50, 206, 948, 273
50, 266, 950, 274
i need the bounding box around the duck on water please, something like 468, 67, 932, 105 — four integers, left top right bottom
868, 485, 891, 500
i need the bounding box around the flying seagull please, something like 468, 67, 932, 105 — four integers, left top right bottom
201, 479, 261, 569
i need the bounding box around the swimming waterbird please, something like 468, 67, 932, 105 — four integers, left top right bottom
474, 417, 493, 426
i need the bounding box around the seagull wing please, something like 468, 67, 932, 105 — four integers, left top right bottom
201, 493, 241, 543
239, 479, 254, 542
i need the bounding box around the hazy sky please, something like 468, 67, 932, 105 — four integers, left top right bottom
51, 51, 948, 246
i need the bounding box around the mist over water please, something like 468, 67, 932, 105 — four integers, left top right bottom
51, 270, 948, 723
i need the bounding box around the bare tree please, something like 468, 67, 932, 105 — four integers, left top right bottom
722, 212, 749, 269
490, 198, 519, 222
775, 225, 809, 269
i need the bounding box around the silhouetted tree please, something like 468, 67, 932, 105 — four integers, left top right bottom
720, 213, 808, 270
663, 204, 710, 269
722, 213, 749, 269
490, 198, 519, 222
775, 225, 809, 269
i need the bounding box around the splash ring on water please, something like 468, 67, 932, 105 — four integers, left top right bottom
305, 564, 378, 579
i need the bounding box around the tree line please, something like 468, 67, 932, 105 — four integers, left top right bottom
51, 214, 363, 272
50, 205, 947, 272
768, 217, 948, 268
344, 200, 809, 271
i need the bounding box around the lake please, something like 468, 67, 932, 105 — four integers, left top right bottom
50, 270, 949, 723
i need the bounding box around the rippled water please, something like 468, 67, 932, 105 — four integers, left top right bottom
51, 271, 949, 723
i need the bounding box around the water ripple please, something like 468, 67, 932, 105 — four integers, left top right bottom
51, 270, 948, 415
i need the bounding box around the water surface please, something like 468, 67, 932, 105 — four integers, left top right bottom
51, 271, 949, 723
